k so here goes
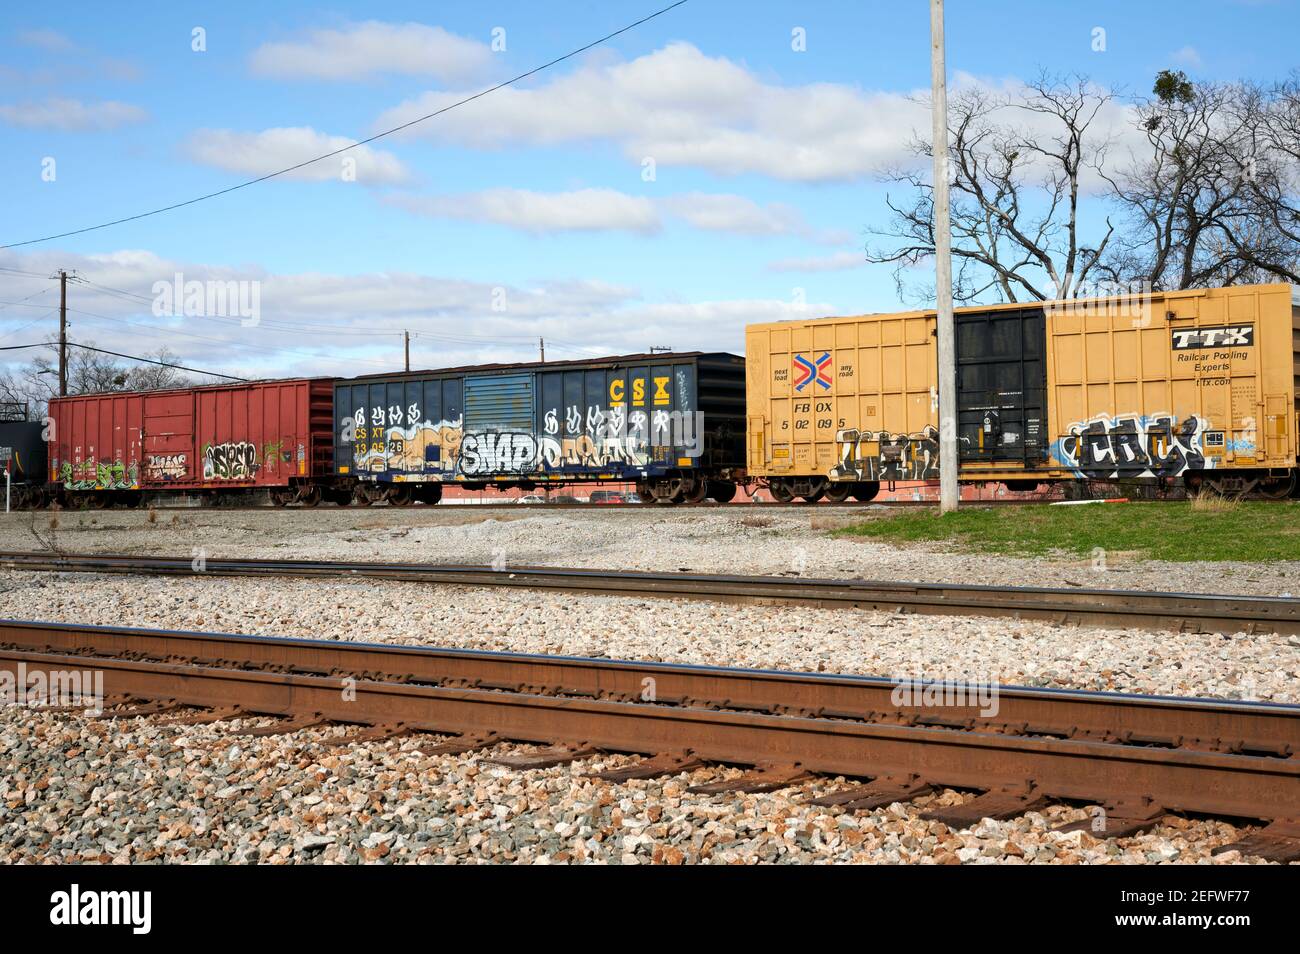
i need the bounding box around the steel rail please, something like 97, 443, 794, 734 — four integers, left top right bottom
0, 631, 1296, 823
1, 619, 1295, 753
2, 550, 1298, 634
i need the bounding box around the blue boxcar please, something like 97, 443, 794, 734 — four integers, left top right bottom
332, 352, 745, 503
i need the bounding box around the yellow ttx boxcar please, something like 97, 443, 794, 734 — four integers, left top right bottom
745, 282, 1299, 501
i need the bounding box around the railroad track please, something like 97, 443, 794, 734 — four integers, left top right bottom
1, 618, 1296, 860
2, 550, 1297, 635
3, 498, 1066, 512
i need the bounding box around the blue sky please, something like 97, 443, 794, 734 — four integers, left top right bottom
0, 0, 1295, 380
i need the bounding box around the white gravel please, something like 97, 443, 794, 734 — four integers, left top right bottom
2, 505, 1296, 596
3, 572, 1296, 703
0, 706, 1275, 865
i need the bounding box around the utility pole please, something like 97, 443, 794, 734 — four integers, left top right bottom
58, 269, 68, 397
931, 0, 958, 513
404, 330, 410, 372
539, 337, 545, 362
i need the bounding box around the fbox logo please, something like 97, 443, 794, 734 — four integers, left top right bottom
50, 884, 151, 935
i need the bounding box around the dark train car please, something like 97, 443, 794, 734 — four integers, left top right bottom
47, 379, 337, 506
0, 416, 48, 508
333, 352, 746, 503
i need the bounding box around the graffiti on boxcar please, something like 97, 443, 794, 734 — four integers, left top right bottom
1054, 413, 1211, 477
346, 397, 700, 478
202, 441, 258, 480
145, 453, 187, 481
59, 458, 139, 490
831, 426, 941, 480
459, 431, 542, 476
354, 418, 464, 473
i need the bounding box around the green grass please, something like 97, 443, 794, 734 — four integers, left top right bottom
833, 501, 1300, 562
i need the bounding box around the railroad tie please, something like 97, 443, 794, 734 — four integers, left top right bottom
920, 782, 1050, 828
688, 762, 813, 795
411, 732, 501, 757
1053, 796, 1168, 838
156, 705, 246, 726
483, 742, 602, 770
587, 751, 707, 782
807, 774, 932, 810
229, 712, 329, 738
320, 722, 411, 747
1211, 819, 1300, 863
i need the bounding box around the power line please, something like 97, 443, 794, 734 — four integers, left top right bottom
0, 1, 691, 250
0, 341, 247, 381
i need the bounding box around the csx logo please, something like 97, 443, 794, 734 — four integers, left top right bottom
1171, 325, 1254, 349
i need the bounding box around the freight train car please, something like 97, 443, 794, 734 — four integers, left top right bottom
333, 352, 746, 504
745, 282, 1300, 500
0, 408, 48, 509
47, 379, 337, 507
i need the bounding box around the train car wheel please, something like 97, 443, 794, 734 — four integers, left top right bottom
417, 483, 443, 505
801, 489, 826, 504
270, 489, 292, 507
1258, 474, 1296, 499
851, 481, 880, 502
823, 483, 853, 503
386, 485, 414, 507
683, 479, 710, 504
296, 484, 321, 507
706, 480, 737, 503
769, 481, 794, 503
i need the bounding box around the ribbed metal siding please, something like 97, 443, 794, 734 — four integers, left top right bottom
464, 373, 535, 431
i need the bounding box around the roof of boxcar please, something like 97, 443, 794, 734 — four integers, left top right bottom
746, 281, 1296, 330
341, 351, 741, 382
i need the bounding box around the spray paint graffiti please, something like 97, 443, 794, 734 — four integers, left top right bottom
202, 441, 258, 480
1054, 413, 1211, 478
59, 459, 139, 490
145, 453, 187, 481
354, 417, 464, 474
349, 400, 699, 479
831, 426, 941, 480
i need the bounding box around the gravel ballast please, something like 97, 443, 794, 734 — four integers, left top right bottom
0, 707, 1274, 865
2, 506, 1295, 865
2, 505, 1297, 595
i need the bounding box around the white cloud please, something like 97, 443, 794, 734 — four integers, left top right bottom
250, 21, 492, 82
16, 29, 76, 52
386, 187, 661, 234
767, 251, 866, 273
385, 186, 850, 241
0, 97, 146, 131
375, 41, 928, 182
0, 248, 830, 378
660, 193, 803, 236
184, 127, 412, 186
1170, 46, 1204, 69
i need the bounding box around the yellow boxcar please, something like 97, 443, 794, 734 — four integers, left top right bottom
745, 282, 1299, 499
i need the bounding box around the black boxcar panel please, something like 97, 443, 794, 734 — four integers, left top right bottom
956, 307, 1048, 464
334, 352, 744, 485
0, 421, 47, 484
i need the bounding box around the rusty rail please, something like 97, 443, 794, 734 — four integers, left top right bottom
2, 550, 1297, 634
1, 619, 1297, 853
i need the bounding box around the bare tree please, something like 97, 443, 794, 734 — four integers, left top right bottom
868, 69, 1300, 304
867, 74, 1117, 304
1100, 71, 1300, 288
6, 341, 192, 419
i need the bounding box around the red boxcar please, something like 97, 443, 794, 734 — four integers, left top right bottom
48, 379, 334, 502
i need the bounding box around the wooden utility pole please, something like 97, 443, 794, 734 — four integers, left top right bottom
404, 330, 410, 372
931, 0, 958, 513
58, 269, 68, 397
